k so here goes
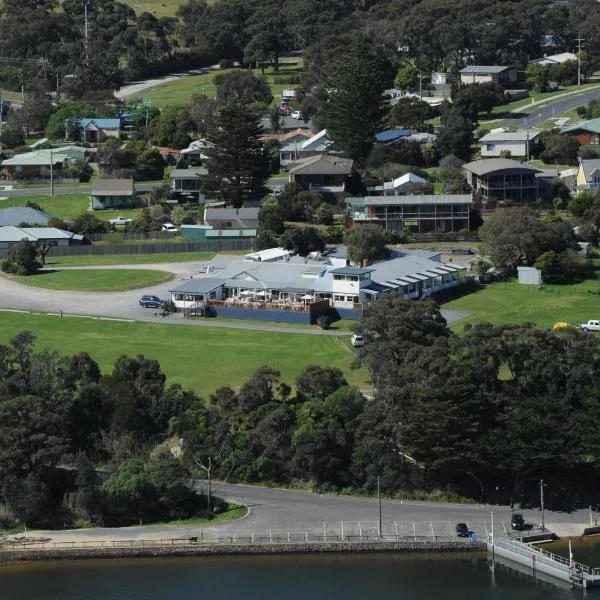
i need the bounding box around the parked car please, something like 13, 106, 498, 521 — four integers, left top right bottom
351, 334, 364, 347
456, 523, 469, 538
291, 110, 301, 119
109, 215, 132, 226
139, 295, 164, 308
580, 320, 600, 332
511, 513, 526, 531
161, 223, 178, 233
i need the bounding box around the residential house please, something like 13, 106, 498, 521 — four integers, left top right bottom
562, 118, 600, 146
261, 116, 314, 133
0, 226, 85, 250
347, 194, 472, 233
463, 158, 542, 202
91, 178, 136, 210
287, 154, 354, 193
203, 207, 259, 230
459, 65, 517, 85
171, 167, 207, 202
0, 206, 54, 227
261, 128, 313, 146
375, 129, 412, 145
280, 129, 332, 166
1, 146, 87, 181
478, 130, 539, 158
575, 158, 600, 191
168, 247, 465, 320
530, 52, 577, 66
70, 118, 121, 142
180, 140, 208, 165
366, 172, 429, 195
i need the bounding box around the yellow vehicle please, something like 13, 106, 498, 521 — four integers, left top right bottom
552, 322, 571, 330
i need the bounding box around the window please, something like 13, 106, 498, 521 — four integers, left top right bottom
334, 295, 345, 302
209, 291, 217, 299
486, 144, 495, 151
333, 274, 345, 281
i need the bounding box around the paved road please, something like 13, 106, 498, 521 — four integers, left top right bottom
0, 182, 161, 198
3, 482, 591, 545
518, 86, 600, 129
115, 68, 213, 100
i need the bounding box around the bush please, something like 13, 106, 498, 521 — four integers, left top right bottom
316, 315, 332, 330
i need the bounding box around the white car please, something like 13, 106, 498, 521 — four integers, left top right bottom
162, 223, 179, 232
580, 320, 600, 332
109, 215, 132, 226
351, 334, 364, 347
291, 110, 301, 119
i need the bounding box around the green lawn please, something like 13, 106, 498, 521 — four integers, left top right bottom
444, 279, 600, 331
1, 194, 91, 220
0, 193, 146, 222
11, 269, 173, 291
0, 313, 369, 394
132, 59, 304, 108
45, 252, 223, 266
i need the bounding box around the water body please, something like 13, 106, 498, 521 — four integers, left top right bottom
0, 553, 596, 600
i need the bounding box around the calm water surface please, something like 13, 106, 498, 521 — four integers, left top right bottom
0, 552, 597, 600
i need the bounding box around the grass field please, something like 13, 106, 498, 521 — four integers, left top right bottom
0, 193, 146, 222
11, 269, 173, 291
132, 59, 304, 108
444, 279, 600, 331
45, 252, 222, 266
0, 312, 368, 394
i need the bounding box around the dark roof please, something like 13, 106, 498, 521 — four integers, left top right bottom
204, 207, 259, 220
463, 158, 542, 176
0, 206, 53, 226
288, 154, 354, 175
91, 178, 135, 196
331, 266, 375, 276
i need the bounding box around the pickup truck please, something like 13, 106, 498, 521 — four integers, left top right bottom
109, 215, 132, 226
580, 320, 600, 332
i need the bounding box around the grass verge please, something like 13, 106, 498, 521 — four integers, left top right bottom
10, 269, 173, 291
148, 505, 248, 527
45, 250, 249, 266
444, 278, 600, 331
0, 312, 369, 393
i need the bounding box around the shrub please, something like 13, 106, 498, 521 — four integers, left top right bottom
316, 315, 332, 330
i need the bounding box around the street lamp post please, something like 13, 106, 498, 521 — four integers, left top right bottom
540, 478, 545, 531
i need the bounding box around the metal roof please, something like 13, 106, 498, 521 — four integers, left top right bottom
579, 159, 600, 181
170, 277, 226, 294
331, 266, 375, 275
460, 65, 512, 74
288, 154, 354, 175
563, 118, 600, 135
91, 179, 135, 195
0, 207, 53, 226
463, 158, 542, 176
204, 207, 259, 221
347, 194, 472, 206
76, 118, 121, 129
206, 229, 256, 238
1, 148, 84, 167
375, 129, 411, 142
171, 168, 207, 178
0, 226, 74, 242
479, 130, 540, 143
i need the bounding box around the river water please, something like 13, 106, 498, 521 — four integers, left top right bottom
1, 552, 598, 600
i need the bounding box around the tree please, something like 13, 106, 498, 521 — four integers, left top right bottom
1, 239, 40, 275
258, 202, 285, 234
0, 127, 24, 149
393, 63, 419, 92
479, 207, 547, 274
255, 229, 279, 250
189, 94, 217, 138
281, 227, 325, 256
319, 38, 390, 163
437, 108, 474, 161
538, 131, 580, 165
72, 213, 108, 235
344, 224, 388, 265
214, 71, 273, 112
44, 102, 98, 140
152, 106, 193, 149
203, 104, 268, 207
526, 63, 550, 93
389, 97, 436, 131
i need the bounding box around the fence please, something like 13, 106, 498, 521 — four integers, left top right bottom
0, 239, 254, 259
87, 231, 182, 242
403, 233, 480, 243
1, 521, 493, 552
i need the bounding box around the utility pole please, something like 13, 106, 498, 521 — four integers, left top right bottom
540, 478, 545, 531
575, 37, 585, 86
49, 148, 54, 197
417, 73, 424, 101
377, 475, 382, 538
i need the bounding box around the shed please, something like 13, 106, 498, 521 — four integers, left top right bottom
517, 266, 542, 285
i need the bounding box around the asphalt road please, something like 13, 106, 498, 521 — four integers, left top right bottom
4, 482, 591, 545
0, 182, 161, 198
518, 86, 600, 128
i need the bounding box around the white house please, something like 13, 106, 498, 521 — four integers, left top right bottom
280, 129, 333, 166
478, 130, 540, 158
460, 65, 517, 85
530, 52, 577, 66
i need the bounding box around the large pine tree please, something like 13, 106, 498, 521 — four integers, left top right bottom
203, 103, 268, 207
319, 38, 390, 164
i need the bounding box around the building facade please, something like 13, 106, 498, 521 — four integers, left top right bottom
346, 195, 472, 233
